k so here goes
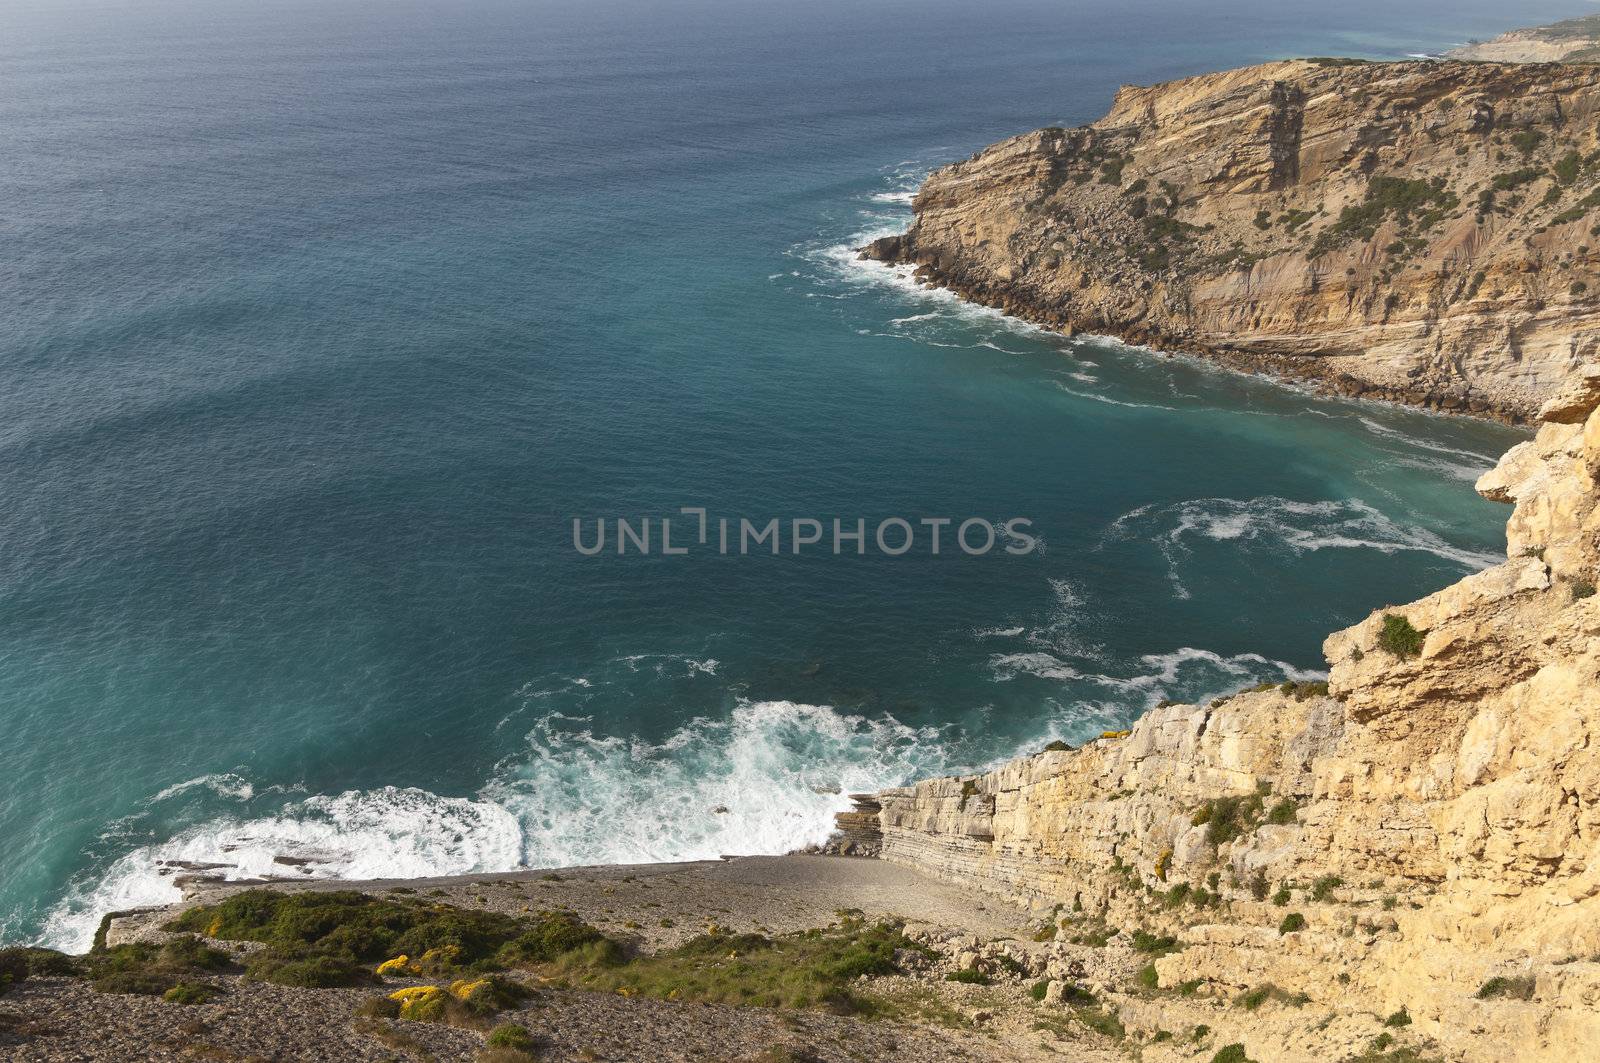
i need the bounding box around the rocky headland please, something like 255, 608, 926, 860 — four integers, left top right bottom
862, 58, 1600, 421
1448, 16, 1600, 65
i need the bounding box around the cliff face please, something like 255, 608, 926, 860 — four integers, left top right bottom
847, 370, 1600, 1062
1449, 16, 1600, 64
864, 60, 1600, 420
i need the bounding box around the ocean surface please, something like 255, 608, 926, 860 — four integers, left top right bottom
1, 0, 1587, 951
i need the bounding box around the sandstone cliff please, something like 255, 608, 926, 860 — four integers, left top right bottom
840, 368, 1600, 1061
864, 60, 1600, 420
1449, 16, 1600, 65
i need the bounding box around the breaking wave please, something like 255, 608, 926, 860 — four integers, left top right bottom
39, 701, 955, 954
1105, 495, 1501, 598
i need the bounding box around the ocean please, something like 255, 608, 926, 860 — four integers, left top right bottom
1, 0, 1585, 950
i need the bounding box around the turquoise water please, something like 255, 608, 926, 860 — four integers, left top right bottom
0, 0, 1579, 950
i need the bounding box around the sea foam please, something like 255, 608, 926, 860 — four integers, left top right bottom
39, 700, 954, 954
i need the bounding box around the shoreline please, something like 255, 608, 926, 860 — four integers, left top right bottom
860, 236, 1530, 426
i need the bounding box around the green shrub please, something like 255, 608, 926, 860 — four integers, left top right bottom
1266, 799, 1299, 825
1041, 740, 1071, 753
1029, 979, 1049, 1001
355, 994, 402, 1018
1311, 875, 1344, 902
1377, 614, 1424, 658
486, 1023, 537, 1051
1279, 913, 1306, 935
1136, 963, 1159, 990
1272, 886, 1292, 906
1199, 794, 1266, 845
563, 920, 922, 1010
246, 951, 369, 988
945, 968, 990, 985
1211, 1044, 1255, 1063
162, 982, 223, 1005
171, 888, 609, 986
1309, 176, 1458, 258
1131, 930, 1179, 954
1074, 1005, 1125, 1040
1572, 580, 1596, 601
0, 951, 28, 996
85, 936, 234, 997
1476, 975, 1536, 1000
1384, 1008, 1411, 1027
0, 947, 76, 983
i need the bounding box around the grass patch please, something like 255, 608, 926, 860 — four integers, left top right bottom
945, 968, 990, 985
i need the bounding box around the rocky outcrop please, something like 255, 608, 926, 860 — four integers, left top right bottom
844, 378, 1600, 1061
1449, 16, 1600, 64
863, 59, 1600, 421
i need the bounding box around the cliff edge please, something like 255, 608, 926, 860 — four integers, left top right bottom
839, 367, 1600, 1061
863, 59, 1600, 420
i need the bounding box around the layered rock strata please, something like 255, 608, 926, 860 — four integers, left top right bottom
864, 60, 1600, 420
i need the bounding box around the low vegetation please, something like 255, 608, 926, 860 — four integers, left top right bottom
1193, 793, 1267, 845
168, 888, 604, 988
1476, 974, 1536, 1000
84, 936, 232, 996
1377, 614, 1425, 658
1310, 176, 1458, 259
552, 916, 928, 1011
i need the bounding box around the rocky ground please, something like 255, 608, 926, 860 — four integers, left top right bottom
1, 856, 1137, 1063
864, 58, 1600, 420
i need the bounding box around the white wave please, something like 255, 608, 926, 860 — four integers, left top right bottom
485, 701, 951, 871
974, 625, 1025, 639
1356, 416, 1499, 465
1052, 381, 1179, 411
989, 646, 1322, 705
869, 190, 917, 205
1105, 495, 1499, 599
41, 788, 523, 954
989, 651, 1086, 683
614, 654, 719, 678
150, 773, 254, 804
39, 702, 952, 955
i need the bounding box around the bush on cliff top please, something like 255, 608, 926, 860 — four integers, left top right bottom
1377, 614, 1424, 658
84, 936, 232, 997
556, 920, 921, 1011
169, 889, 608, 987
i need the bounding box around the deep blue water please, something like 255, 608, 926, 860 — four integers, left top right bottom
1, 0, 1582, 949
